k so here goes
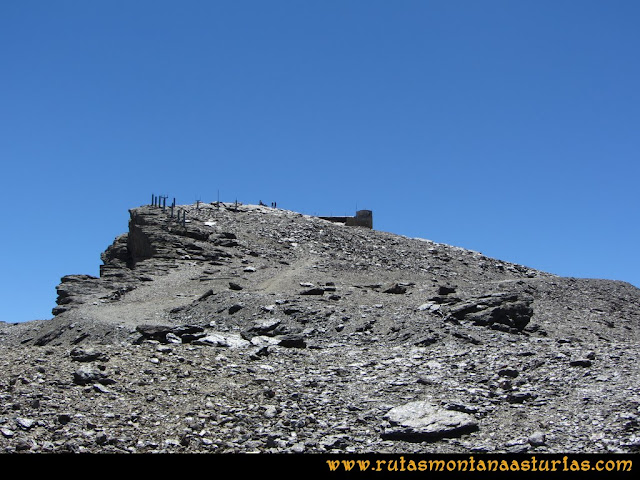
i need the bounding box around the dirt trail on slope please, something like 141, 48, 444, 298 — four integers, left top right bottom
257, 256, 319, 295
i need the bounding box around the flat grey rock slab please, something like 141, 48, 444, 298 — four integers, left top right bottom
193, 332, 250, 348
382, 401, 478, 442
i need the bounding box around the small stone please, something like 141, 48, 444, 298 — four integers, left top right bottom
507, 391, 534, 403
93, 383, 111, 393
136, 325, 174, 342
15, 438, 34, 451
438, 285, 456, 295
197, 289, 215, 301
244, 318, 282, 337
165, 333, 182, 344
278, 334, 306, 348
264, 406, 278, 418
570, 359, 592, 367
70, 346, 108, 363
498, 368, 519, 378
229, 304, 244, 314
194, 333, 251, 348
291, 442, 305, 453
529, 431, 546, 447
73, 365, 109, 385
384, 284, 407, 294
382, 401, 478, 441
16, 418, 35, 430
58, 413, 72, 425
300, 288, 325, 296
320, 434, 350, 450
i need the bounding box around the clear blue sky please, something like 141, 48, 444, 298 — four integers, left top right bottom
1, 0, 638, 323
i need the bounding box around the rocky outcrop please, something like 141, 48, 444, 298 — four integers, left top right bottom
446, 293, 534, 332
52, 275, 100, 316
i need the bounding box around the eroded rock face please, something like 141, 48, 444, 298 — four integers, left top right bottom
127, 221, 155, 264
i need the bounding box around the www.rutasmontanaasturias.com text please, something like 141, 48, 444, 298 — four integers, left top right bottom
325, 455, 633, 473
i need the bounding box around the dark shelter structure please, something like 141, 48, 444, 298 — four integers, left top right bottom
318, 210, 373, 229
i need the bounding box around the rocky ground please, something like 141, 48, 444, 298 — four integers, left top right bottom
0, 202, 639, 454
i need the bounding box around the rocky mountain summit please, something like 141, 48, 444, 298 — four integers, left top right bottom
1, 202, 639, 454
